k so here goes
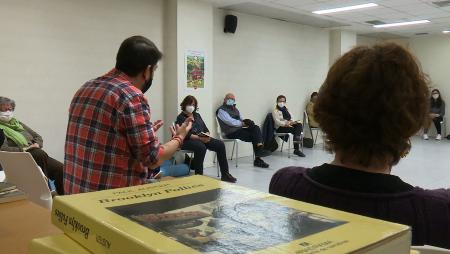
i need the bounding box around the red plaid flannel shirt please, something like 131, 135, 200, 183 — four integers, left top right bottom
64, 69, 161, 194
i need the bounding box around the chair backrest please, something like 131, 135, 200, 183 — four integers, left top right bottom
412, 245, 450, 254
215, 117, 225, 139
0, 151, 52, 209
303, 111, 309, 126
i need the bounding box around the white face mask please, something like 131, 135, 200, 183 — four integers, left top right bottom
432, 94, 439, 99
185, 105, 195, 114
277, 102, 285, 108
0, 111, 13, 122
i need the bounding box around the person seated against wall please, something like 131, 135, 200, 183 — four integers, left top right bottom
216, 93, 271, 168
273, 95, 305, 157
0, 96, 64, 195
423, 89, 445, 140
306, 92, 319, 128
269, 44, 450, 249
176, 95, 237, 183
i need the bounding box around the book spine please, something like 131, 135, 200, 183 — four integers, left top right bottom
51, 198, 154, 254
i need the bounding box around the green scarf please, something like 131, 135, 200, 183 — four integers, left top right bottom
0, 118, 28, 147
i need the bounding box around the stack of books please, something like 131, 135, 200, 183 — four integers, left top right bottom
0, 181, 26, 204
29, 175, 413, 254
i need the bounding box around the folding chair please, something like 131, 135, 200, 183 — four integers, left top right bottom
303, 111, 321, 146
0, 151, 53, 209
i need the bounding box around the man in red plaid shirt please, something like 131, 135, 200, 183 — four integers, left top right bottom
64, 36, 191, 194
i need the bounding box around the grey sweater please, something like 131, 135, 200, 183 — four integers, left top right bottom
430, 100, 445, 116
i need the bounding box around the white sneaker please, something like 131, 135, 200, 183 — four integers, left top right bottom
436, 134, 442, 140
423, 134, 429, 140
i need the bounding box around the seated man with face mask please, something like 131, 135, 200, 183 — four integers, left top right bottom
273, 95, 305, 157
216, 93, 271, 168
176, 95, 236, 182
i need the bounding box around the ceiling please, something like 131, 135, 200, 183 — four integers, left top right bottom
208, 0, 450, 38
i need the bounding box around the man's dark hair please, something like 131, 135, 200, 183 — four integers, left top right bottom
115, 36, 163, 77
276, 95, 286, 102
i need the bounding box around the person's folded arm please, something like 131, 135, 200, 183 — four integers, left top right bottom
21, 122, 43, 148
217, 109, 243, 127
0, 138, 22, 152
272, 110, 287, 127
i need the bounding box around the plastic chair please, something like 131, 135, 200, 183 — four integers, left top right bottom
214, 117, 241, 169
440, 118, 446, 137
0, 151, 52, 209
303, 111, 321, 146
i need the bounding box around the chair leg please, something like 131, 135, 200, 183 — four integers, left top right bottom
280, 138, 284, 152
288, 134, 291, 158
188, 153, 193, 170
314, 130, 319, 145
216, 153, 220, 177
230, 141, 236, 161
235, 141, 238, 168
300, 133, 304, 152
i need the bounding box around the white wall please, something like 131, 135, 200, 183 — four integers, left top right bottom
0, 0, 164, 161
213, 10, 330, 157
356, 35, 381, 46
409, 35, 450, 134
330, 30, 357, 65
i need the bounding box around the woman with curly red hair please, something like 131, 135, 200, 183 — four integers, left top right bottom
270, 43, 450, 248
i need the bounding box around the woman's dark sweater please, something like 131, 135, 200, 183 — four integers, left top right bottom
269, 164, 450, 249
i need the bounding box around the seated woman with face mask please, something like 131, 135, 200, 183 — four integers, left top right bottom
0, 96, 64, 195
273, 95, 305, 157
175, 95, 237, 183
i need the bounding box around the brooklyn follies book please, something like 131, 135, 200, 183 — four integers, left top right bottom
51, 175, 411, 254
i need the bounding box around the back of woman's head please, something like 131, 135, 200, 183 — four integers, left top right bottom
315, 43, 429, 167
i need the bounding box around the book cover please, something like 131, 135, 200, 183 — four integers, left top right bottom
0, 181, 17, 192
28, 234, 92, 254
0, 187, 26, 204
52, 175, 411, 254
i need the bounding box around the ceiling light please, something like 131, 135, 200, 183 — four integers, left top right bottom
373, 20, 430, 28
313, 3, 378, 14
443, 30, 450, 34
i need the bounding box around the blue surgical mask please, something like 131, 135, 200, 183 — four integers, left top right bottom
227, 99, 235, 106
226, 99, 235, 106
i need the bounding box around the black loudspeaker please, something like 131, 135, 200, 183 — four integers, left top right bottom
224, 15, 238, 33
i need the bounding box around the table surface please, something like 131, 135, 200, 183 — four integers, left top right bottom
0, 200, 61, 254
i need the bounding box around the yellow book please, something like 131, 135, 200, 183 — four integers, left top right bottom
28, 234, 92, 254
52, 175, 411, 254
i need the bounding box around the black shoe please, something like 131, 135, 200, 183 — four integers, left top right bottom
294, 150, 305, 157
255, 148, 271, 157
254, 158, 269, 168
221, 173, 237, 183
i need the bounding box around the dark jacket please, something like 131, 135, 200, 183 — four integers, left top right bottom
270, 165, 450, 249
262, 113, 275, 144
175, 112, 209, 140
262, 113, 287, 144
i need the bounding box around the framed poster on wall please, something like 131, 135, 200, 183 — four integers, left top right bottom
185, 50, 205, 90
